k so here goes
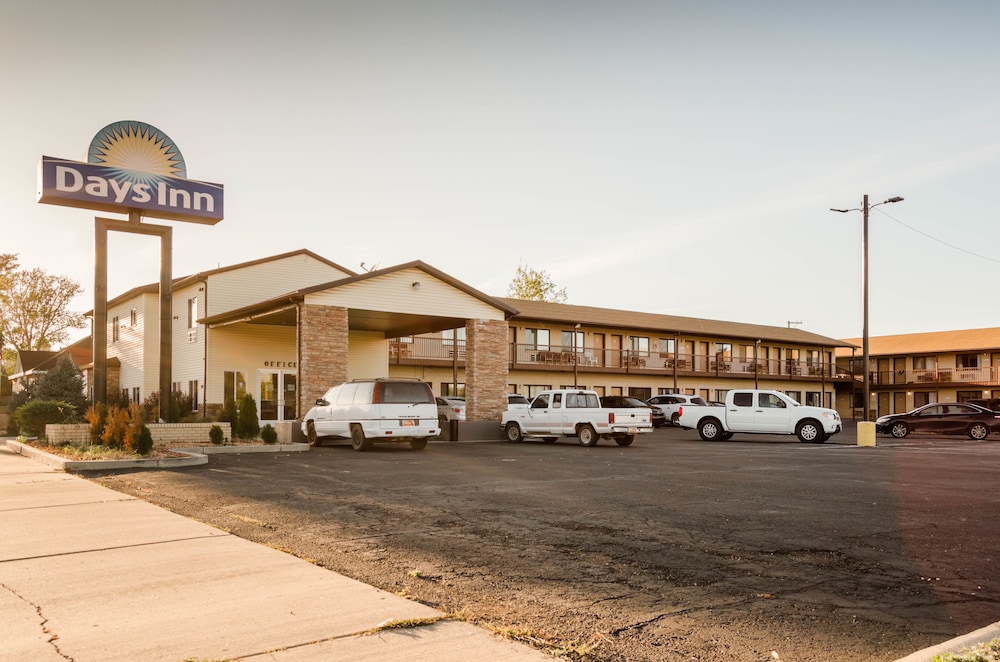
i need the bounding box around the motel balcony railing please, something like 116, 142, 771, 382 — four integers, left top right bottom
870, 366, 1000, 387
389, 339, 851, 382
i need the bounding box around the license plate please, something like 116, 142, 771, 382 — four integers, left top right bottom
400, 419, 416, 426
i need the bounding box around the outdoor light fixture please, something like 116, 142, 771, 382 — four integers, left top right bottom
411, 281, 420, 289
830, 194, 904, 422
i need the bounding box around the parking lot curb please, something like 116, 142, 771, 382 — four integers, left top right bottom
893, 621, 1000, 661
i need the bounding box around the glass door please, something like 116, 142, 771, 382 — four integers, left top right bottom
258, 370, 297, 423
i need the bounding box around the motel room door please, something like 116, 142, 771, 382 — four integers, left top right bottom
258, 370, 297, 423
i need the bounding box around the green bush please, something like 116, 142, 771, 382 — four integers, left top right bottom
141, 390, 194, 423
235, 392, 260, 440
209, 424, 224, 445
261, 424, 277, 445
14, 400, 76, 437
32, 356, 87, 419
219, 397, 237, 424
132, 424, 154, 456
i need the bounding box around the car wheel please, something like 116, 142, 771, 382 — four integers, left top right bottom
615, 434, 634, 447
504, 422, 524, 443
698, 418, 722, 441
890, 421, 909, 439
350, 424, 371, 451
305, 420, 321, 446
578, 424, 598, 447
670, 412, 681, 427
796, 420, 821, 443
410, 438, 428, 450
968, 423, 989, 441
720, 432, 734, 440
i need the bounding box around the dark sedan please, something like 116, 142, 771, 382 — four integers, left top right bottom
875, 403, 1000, 440
600, 396, 667, 428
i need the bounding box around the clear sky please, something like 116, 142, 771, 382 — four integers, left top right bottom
3, 1, 999, 347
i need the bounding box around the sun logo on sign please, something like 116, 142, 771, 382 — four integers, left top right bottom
88, 121, 187, 186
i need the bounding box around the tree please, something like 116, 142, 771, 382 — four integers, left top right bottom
32, 355, 88, 418
507, 264, 568, 303
0, 264, 86, 353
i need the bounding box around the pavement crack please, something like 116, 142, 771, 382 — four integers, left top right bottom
1, 582, 74, 661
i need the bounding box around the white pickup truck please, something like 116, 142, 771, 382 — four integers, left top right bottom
501, 389, 653, 446
676, 389, 842, 443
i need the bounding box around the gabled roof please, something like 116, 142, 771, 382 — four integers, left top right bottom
13, 350, 59, 374
200, 260, 519, 327
836, 328, 1000, 356
96, 249, 354, 311
501, 298, 854, 348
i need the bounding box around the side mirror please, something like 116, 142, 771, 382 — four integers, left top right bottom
315, 398, 329, 406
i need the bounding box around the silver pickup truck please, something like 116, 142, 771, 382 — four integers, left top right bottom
500, 388, 653, 446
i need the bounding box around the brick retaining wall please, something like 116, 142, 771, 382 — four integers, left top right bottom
46, 422, 233, 445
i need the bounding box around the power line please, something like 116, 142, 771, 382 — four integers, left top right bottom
873, 207, 1000, 265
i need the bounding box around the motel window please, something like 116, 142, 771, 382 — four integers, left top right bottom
913, 356, 936, 370
524, 329, 550, 351
658, 338, 675, 357
112, 316, 120, 342
591, 385, 605, 397
715, 343, 732, 359
525, 384, 552, 398
441, 383, 465, 397
130, 309, 137, 326
188, 380, 199, 411
957, 353, 979, 368
132, 387, 140, 403
914, 392, 933, 407
806, 350, 820, 366
223, 371, 247, 404
630, 337, 649, 355
805, 391, 821, 407
561, 330, 584, 351
187, 297, 198, 329
629, 386, 652, 400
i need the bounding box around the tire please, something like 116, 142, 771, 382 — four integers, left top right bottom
305, 420, 321, 447
968, 423, 989, 441
670, 412, 681, 427
410, 438, 428, 450
615, 435, 634, 447
578, 424, 598, 447
720, 432, 734, 440
504, 422, 524, 443
796, 420, 822, 443
350, 424, 371, 451
698, 418, 723, 441
821, 434, 830, 443
439, 415, 448, 425
890, 421, 910, 439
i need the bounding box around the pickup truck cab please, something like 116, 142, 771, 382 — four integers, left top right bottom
676, 389, 841, 443
501, 389, 653, 446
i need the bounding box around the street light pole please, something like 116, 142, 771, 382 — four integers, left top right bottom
831, 195, 904, 422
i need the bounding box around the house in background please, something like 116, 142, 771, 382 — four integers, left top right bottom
8, 337, 93, 394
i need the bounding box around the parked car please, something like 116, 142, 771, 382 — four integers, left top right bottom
301, 379, 439, 450
875, 403, 1000, 440
436, 396, 467, 422
600, 395, 667, 427
647, 394, 710, 426
507, 394, 531, 410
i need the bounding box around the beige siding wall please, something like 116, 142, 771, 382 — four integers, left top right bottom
207, 254, 351, 316
173, 283, 206, 401
108, 293, 159, 399
205, 324, 297, 409
349, 331, 388, 381
307, 268, 504, 320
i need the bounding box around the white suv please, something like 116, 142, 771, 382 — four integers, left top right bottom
647, 394, 710, 426
301, 379, 439, 451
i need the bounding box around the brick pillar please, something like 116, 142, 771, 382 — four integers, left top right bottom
299, 303, 349, 417
465, 318, 508, 421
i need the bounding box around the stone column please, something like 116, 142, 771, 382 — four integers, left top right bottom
299, 303, 349, 417
465, 318, 508, 421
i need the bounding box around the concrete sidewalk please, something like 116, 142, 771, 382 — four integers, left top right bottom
0, 446, 550, 661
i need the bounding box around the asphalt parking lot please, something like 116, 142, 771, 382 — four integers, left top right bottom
93, 422, 1000, 661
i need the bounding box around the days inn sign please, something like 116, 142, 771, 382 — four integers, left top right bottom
38, 120, 223, 224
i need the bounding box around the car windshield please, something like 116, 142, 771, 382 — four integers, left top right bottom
690, 397, 708, 406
